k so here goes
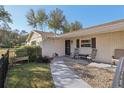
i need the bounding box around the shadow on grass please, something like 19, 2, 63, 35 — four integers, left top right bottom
6, 63, 54, 88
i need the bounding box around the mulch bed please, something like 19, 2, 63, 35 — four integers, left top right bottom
64, 62, 114, 88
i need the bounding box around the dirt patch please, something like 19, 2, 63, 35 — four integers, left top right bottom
65, 62, 114, 88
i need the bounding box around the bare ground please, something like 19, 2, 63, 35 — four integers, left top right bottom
64, 62, 114, 88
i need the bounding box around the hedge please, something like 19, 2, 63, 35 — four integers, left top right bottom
15, 46, 42, 62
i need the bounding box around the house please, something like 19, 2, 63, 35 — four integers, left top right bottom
26, 30, 55, 46
41, 19, 124, 63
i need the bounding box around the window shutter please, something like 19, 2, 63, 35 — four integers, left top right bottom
76, 39, 80, 48
91, 38, 96, 48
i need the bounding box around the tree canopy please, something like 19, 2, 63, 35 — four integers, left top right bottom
0, 6, 12, 24
70, 21, 82, 31
26, 9, 48, 31
0, 6, 12, 30
26, 9, 38, 30
0, 6, 83, 48
48, 8, 66, 34
0, 29, 28, 48
0, 6, 27, 48
62, 20, 70, 33
26, 8, 83, 34
36, 9, 48, 31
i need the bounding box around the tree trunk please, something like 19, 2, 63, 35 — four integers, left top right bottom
41, 25, 44, 32
54, 29, 57, 37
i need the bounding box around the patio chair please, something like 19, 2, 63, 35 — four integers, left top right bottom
73, 48, 79, 59
87, 48, 97, 62
112, 49, 124, 66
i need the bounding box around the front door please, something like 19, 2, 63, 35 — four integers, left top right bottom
65, 40, 71, 55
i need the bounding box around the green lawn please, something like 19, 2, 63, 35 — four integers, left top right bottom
6, 63, 54, 88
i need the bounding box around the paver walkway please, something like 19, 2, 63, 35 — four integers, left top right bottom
50, 59, 91, 88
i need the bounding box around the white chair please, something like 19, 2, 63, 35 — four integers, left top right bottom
73, 48, 79, 59
87, 48, 97, 62
112, 49, 124, 65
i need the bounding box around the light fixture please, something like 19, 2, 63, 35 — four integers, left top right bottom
70, 40, 73, 44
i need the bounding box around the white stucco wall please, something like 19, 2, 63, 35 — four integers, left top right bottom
42, 38, 65, 57
42, 31, 124, 63
70, 31, 124, 63
95, 31, 124, 63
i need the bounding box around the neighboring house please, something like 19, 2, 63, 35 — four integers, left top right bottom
26, 30, 55, 46
41, 19, 124, 63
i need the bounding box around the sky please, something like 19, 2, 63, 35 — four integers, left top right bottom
4, 5, 124, 33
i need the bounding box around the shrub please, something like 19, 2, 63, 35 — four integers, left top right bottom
15, 48, 27, 57
15, 46, 42, 62
37, 56, 51, 63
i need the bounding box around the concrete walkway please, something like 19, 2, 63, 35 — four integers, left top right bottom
50, 60, 91, 88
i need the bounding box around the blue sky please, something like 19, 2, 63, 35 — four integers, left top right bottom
4, 5, 124, 33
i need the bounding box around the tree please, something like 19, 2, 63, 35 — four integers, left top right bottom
0, 6, 12, 29
13, 29, 20, 34
36, 9, 48, 31
0, 29, 18, 48
0, 6, 12, 23
70, 21, 82, 31
62, 20, 70, 33
48, 8, 66, 34
0, 23, 11, 31
26, 9, 48, 31
26, 9, 38, 30
20, 30, 27, 35
18, 30, 28, 46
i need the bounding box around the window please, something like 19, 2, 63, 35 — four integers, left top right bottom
81, 39, 91, 47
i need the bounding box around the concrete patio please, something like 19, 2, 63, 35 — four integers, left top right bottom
62, 56, 116, 72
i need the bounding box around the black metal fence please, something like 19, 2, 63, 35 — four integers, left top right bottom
0, 50, 9, 88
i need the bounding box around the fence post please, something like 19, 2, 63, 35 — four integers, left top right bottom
0, 49, 9, 88
0, 57, 3, 88
0, 54, 5, 88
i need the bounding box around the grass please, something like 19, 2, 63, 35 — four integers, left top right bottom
5, 63, 54, 88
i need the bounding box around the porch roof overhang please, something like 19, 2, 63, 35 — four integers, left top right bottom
55, 19, 124, 39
